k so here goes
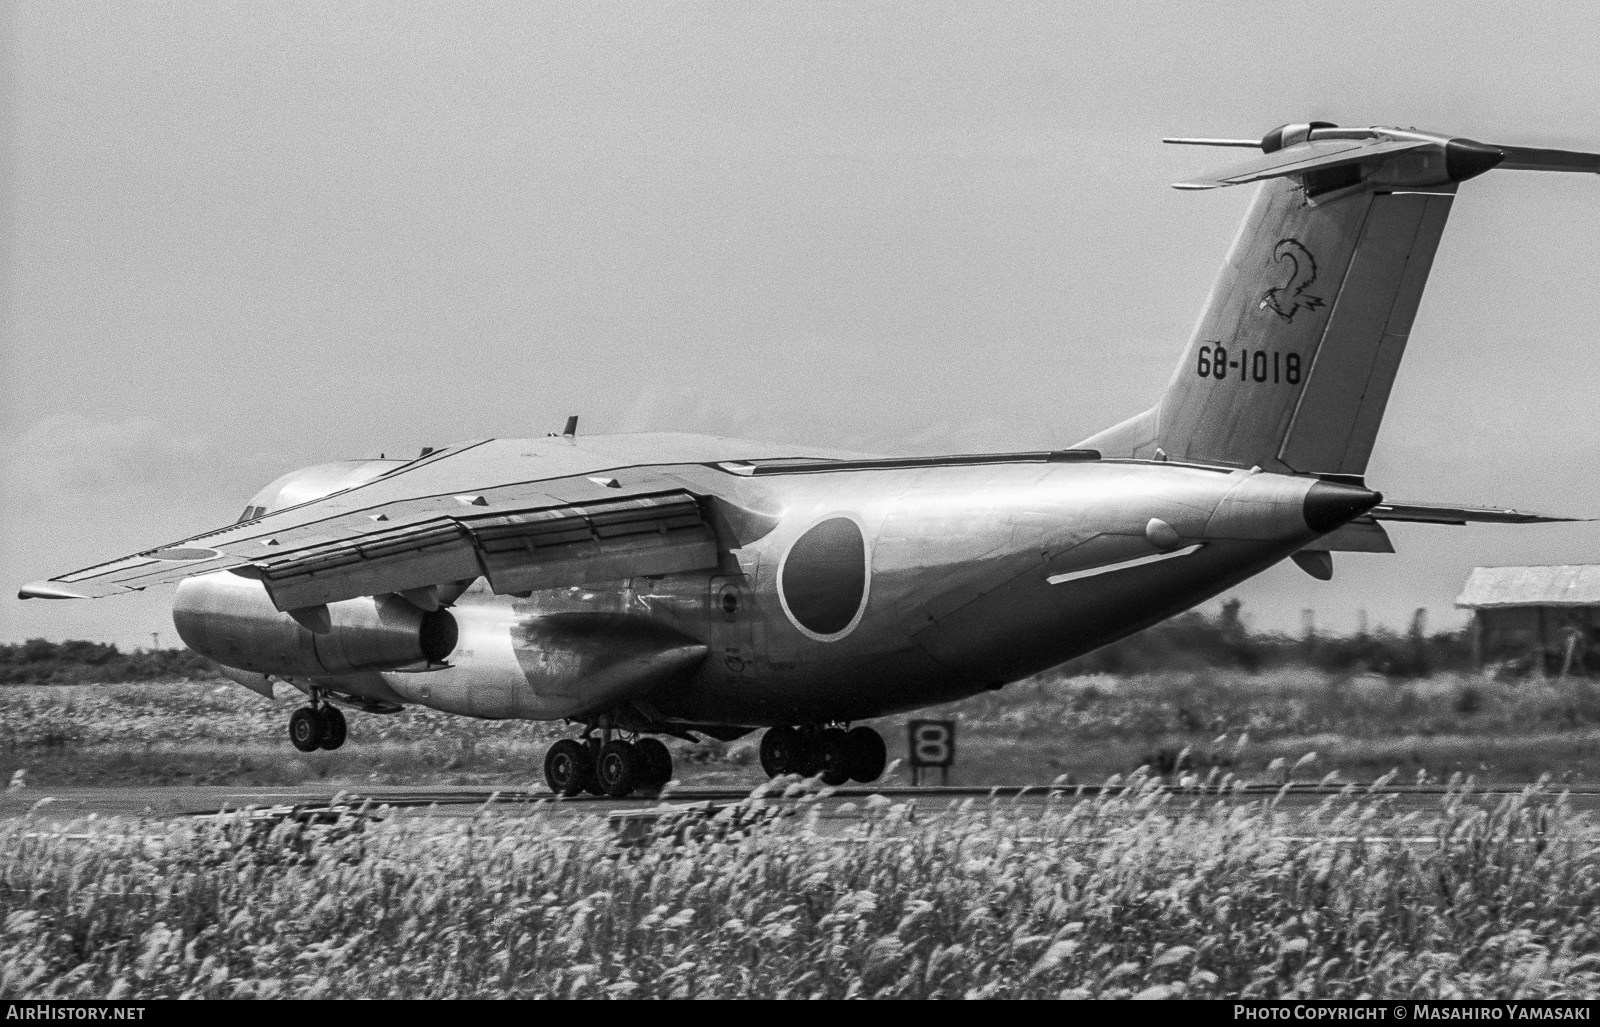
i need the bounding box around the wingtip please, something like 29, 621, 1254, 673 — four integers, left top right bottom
18, 581, 91, 600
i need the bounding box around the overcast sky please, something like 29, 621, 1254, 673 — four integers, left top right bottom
3, 0, 1599, 648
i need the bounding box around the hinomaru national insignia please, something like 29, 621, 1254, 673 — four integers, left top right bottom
1259, 239, 1326, 322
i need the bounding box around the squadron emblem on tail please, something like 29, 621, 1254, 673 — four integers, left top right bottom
1259, 239, 1325, 321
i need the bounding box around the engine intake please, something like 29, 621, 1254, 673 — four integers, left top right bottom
173, 571, 457, 677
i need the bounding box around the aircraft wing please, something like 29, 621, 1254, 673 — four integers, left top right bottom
1173, 138, 1431, 190
18, 434, 808, 612
1369, 501, 1588, 526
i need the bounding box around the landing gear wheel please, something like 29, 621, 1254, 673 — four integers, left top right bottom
596, 740, 641, 798
634, 737, 673, 789
544, 738, 592, 798
846, 726, 887, 783
582, 738, 608, 796
317, 705, 348, 751
288, 707, 323, 753
815, 727, 852, 786
760, 726, 806, 778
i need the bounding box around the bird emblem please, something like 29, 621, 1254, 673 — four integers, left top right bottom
1259, 239, 1325, 322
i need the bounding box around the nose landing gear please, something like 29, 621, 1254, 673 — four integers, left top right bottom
543, 731, 674, 798
759, 724, 886, 784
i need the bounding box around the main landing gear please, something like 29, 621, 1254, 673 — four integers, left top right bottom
544, 733, 673, 799
288, 700, 347, 753
759, 725, 886, 786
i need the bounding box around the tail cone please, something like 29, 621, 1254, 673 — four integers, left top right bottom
1303, 481, 1383, 534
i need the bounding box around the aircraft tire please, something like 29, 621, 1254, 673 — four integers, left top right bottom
759, 726, 804, 777
634, 737, 673, 788
317, 706, 348, 751
544, 739, 590, 797
288, 707, 323, 753
845, 726, 887, 783
581, 738, 607, 796
815, 728, 852, 786
596, 740, 641, 798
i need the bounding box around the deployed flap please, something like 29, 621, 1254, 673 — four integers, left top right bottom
230, 491, 716, 610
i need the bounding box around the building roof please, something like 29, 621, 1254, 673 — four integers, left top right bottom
1456, 565, 1600, 609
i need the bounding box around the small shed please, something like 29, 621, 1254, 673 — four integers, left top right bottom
1455, 565, 1600, 675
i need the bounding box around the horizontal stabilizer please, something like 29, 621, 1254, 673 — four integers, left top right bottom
1174, 138, 1429, 191
1166, 123, 1600, 191
1497, 146, 1600, 174
17, 582, 92, 600
1161, 137, 1262, 149
1370, 502, 1588, 526
1300, 518, 1393, 553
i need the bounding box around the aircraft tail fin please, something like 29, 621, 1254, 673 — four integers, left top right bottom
1080, 123, 1598, 476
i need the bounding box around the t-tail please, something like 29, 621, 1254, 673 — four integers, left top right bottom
1080, 122, 1600, 478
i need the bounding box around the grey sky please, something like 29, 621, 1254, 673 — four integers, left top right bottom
4, 0, 1599, 647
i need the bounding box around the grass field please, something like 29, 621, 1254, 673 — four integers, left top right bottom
6, 670, 1600, 789
4, 779, 1597, 998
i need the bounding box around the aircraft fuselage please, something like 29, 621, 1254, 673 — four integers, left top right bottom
270, 449, 1370, 730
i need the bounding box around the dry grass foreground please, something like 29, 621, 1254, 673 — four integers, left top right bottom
3, 777, 1598, 999
7, 671, 1600, 789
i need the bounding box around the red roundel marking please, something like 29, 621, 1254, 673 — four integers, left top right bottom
779, 517, 867, 637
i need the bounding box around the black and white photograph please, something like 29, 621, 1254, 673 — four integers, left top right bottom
4, 0, 1600, 1005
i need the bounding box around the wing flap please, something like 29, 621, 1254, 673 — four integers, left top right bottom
249, 489, 718, 610
482, 528, 717, 595
249, 533, 483, 611
468, 493, 717, 596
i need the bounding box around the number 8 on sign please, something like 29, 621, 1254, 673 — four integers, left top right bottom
907, 719, 955, 785
914, 724, 950, 764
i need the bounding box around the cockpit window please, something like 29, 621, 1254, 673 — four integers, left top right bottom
236, 505, 265, 523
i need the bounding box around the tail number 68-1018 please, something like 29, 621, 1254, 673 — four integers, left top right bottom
1197, 345, 1300, 385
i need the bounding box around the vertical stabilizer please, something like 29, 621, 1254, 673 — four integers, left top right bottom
1079, 123, 1596, 476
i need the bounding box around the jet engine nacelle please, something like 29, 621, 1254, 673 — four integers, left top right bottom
173, 571, 457, 678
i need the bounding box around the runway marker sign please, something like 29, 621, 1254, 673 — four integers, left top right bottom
908, 719, 955, 785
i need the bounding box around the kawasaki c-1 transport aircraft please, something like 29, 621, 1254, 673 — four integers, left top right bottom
21, 122, 1600, 797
